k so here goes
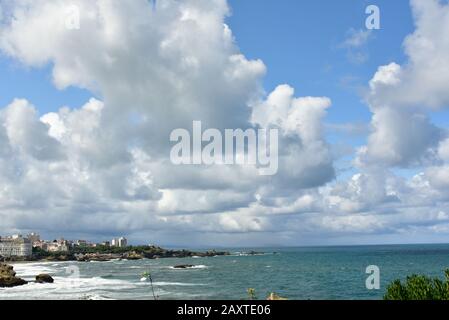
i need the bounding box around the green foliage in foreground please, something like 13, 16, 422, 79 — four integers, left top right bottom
247, 288, 258, 300
384, 269, 449, 300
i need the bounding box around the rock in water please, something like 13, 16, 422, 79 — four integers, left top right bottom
36, 274, 54, 283
173, 264, 195, 269
267, 293, 288, 300
0, 263, 28, 288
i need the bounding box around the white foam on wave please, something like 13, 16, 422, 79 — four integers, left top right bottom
11, 262, 61, 278
0, 275, 139, 300
84, 294, 115, 300
1, 261, 209, 300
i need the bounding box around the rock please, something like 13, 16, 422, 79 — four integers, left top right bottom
0, 263, 28, 288
0, 263, 15, 277
124, 252, 144, 260
173, 264, 195, 269
0, 275, 28, 287
36, 274, 54, 283
267, 293, 288, 300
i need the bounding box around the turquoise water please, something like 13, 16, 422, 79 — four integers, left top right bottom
3, 244, 449, 300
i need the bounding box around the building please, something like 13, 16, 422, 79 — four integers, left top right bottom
118, 237, 127, 247
33, 241, 48, 251
101, 241, 110, 247
111, 237, 128, 248
76, 240, 88, 247
46, 239, 70, 253
0, 236, 33, 257
27, 233, 41, 244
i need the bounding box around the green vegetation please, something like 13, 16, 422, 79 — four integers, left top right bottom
72, 245, 151, 255
247, 288, 257, 300
384, 269, 449, 300
32, 247, 73, 260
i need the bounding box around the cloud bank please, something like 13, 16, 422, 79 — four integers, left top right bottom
0, 0, 449, 246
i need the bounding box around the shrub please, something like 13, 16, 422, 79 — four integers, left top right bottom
384, 270, 449, 300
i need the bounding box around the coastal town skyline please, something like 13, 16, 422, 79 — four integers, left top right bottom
0, 232, 130, 258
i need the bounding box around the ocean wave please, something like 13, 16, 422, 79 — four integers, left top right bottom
0, 275, 140, 300
10, 263, 59, 278
83, 294, 115, 300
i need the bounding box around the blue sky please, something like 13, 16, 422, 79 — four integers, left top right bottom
1, 0, 449, 246
227, 0, 413, 119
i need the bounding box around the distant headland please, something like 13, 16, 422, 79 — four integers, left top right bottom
0, 232, 230, 263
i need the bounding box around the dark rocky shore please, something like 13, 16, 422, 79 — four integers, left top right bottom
0, 263, 27, 287
0, 246, 230, 288
3, 246, 230, 263
0, 263, 55, 288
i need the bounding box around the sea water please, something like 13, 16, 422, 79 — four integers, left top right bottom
2, 244, 449, 300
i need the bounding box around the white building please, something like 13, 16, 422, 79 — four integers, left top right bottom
47, 239, 70, 253
111, 237, 128, 248
0, 236, 33, 257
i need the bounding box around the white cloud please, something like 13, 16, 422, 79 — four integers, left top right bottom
367, 0, 449, 110
359, 0, 449, 169
339, 28, 373, 64
357, 108, 441, 167
0, 0, 449, 245
426, 165, 449, 190
438, 138, 449, 161
0, 0, 337, 243
1, 99, 64, 161
342, 29, 372, 48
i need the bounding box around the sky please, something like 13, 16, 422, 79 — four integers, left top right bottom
0, 0, 449, 247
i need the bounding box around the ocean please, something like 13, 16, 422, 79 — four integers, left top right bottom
2, 244, 449, 300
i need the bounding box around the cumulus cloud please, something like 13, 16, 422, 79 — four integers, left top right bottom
359, 0, 449, 168
366, 0, 449, 110
251, 85, 335, 190
357, 108, 442, 167
0, 0, 338, 243
0, 0, 449, 245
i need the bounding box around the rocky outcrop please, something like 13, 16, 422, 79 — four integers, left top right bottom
173, 264, 195, 269
267, 293, 288, 300
75, 253, 122, 262
124, 252, 144, 260
0, 263, 28, 288
70, 247, 230, 262
36, 274, 54, 284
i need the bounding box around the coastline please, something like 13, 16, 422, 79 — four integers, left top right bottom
2, 245, 449, 300
2, 246, 233, 264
